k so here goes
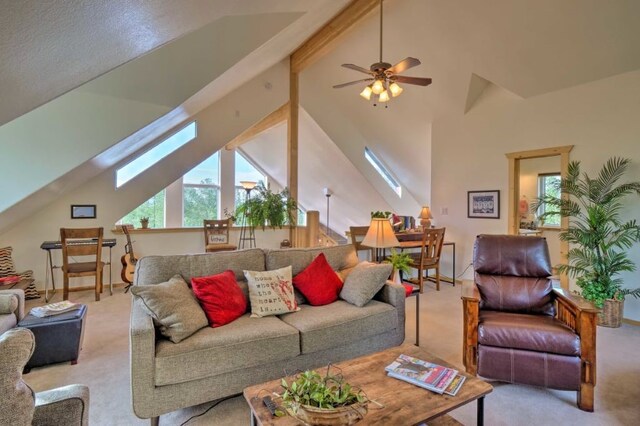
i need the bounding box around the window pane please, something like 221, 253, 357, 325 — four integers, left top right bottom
183, 186, 219, 227
364, 147, 402, 197
184, 151, 219, 185
235, 151, 266, 186
120, 190, 165, 228
538, 174, 561, 226
116, 122, 197, 188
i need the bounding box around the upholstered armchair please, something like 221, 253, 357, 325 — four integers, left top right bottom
462, 234, 599, 411
0, 328, 90, 425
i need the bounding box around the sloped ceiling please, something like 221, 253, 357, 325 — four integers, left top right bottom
0, 0, 321, 126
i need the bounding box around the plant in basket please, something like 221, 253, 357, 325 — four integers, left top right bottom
276, 366, 369, 425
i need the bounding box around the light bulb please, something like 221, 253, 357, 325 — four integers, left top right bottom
371, 79, 385, 95
360, 85, 373, 100
389, 82, 403, 97
379, 90, 390, 103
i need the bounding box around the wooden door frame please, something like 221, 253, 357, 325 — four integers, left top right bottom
505, 145, 573, 289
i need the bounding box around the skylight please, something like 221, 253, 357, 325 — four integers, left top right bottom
116, 122, 197, 188
364, 147, 402, 197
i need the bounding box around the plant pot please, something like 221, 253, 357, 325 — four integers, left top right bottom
140, 221, 149, 229
392, 269, 402, 285
597, 298, 624, 328
293, 402, 368, 426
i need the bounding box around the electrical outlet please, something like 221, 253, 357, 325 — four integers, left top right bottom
441, 207, 448, 215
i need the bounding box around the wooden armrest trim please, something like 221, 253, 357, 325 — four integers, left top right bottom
461, 280, 481, 301
552, 287, 600, 313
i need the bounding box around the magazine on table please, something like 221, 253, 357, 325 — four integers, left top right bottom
385, 354, 462, 395
30, 301, 81, 318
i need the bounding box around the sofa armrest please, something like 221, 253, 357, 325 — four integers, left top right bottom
374, 280, 405, 307
130, 298, 158, 418
0, 289, 25, 320
33, 384, 89, 426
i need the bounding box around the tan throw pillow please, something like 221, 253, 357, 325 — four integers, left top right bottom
244, 266, 299, 317
340, 262, 392, 307
130, 275, 208, 343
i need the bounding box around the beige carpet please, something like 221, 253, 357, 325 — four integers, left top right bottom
24, 284, 640, 425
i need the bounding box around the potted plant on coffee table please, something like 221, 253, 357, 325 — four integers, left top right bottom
276, 367, 369, 425
533, 157, 640, 327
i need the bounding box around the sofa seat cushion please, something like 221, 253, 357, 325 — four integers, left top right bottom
478, 311, 580, 356
279, 300, 397, 354
154, 314, 300, 386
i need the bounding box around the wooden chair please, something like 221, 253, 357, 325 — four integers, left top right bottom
60, 227, 105, 301
204, 219, 237, 253
349, 226, 374, 261
405, 227, 445, 293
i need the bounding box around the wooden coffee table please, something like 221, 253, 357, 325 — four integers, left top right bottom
244, 344, 492, 426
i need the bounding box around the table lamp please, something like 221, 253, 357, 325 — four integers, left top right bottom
362, 217, 400, 262
419, 206, 433, 229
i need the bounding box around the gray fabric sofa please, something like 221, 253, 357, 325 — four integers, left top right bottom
130, 245, 405, 422
0, 289, 25, 334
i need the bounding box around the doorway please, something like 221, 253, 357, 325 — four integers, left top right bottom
505, 145, 573, 289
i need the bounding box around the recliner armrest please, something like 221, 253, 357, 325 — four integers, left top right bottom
552, 287, 600, 314
33, 384, 90, 426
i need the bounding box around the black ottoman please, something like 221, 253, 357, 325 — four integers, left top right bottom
18, 304, 87, 372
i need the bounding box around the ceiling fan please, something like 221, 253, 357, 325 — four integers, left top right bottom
333, 0, 432, 105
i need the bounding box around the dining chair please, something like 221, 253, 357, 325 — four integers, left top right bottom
203, 219, 237, 253
60, 227, 105, 301
349, 226, 374, 261
405, 227, 446, 292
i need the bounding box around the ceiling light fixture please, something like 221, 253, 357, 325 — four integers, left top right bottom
332, 0, 432, 106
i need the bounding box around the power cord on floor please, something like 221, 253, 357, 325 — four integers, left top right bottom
178, 394, 239, 426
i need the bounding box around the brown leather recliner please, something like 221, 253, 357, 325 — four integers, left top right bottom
462, 234, 599, 411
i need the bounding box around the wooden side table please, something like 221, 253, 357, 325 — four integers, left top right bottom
0, 278, 35, 292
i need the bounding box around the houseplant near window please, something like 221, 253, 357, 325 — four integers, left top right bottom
533, 157, 640, 327
235, 182, 297, 230
276, 367, 369, 425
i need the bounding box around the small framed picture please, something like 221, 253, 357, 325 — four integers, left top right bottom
71, 204, 97, 219
468, 191, 500, 219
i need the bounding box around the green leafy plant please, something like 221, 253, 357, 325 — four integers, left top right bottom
533, 157, 640, 307
235, 182, 297, 230
277, 367, 367, 416
385, 249, 412, 275
371, 211, 392, 219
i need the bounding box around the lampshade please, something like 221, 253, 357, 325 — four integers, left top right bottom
389, 82, 403, 97
419, 206, 433, 228
362, 218, 400, 249
371, 79, 385, 95
360, 85, 373, 100
239, 181, 257, 190
378, 90, 390, 103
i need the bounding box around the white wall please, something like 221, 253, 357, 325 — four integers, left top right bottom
432, 70, 640, 321
0, 62, 291, 290
519, 157, 562, 267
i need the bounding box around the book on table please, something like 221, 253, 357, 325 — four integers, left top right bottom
385, 354, 465, 396
30, 301, 81, 318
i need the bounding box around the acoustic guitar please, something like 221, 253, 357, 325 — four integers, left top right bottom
120, 226, 137, 286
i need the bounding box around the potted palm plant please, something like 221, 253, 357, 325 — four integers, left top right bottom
235, 182, 297, 230
534, 157, 640, 327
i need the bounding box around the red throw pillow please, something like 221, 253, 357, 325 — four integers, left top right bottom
191, 270, 247, 327
293, 253, 343, 306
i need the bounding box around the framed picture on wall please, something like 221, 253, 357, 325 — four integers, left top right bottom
71, 204, 97, 219
467, 190, 500, 219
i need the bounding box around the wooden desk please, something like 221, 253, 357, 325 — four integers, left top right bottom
395, 232, 457, 286
40, 239, 117, 302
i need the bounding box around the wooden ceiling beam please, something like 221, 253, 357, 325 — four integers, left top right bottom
290, 0, 379, 73
225, 102, 290, 150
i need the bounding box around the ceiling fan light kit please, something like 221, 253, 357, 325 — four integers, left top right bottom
333, 0, 432, 107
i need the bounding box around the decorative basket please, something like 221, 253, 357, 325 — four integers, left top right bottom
293, 402, 368, 426
597, 298, 623, 328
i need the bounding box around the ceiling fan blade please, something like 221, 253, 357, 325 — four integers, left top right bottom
386, 57, 421, 75
341, 64, 374, 75
333, 78, 374, 89
393, 76, 432, 86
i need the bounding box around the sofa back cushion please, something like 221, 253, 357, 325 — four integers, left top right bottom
265, 245, 359, 276
473, 234, 552, 277
134, 248, 265, 285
